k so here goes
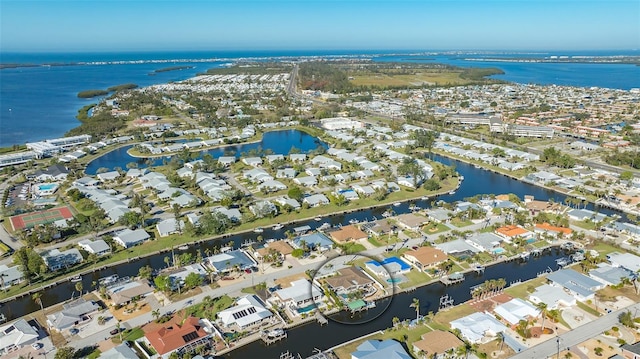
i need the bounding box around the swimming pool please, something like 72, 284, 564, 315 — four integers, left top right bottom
492, 248, 506, 254
297, 304, 317, 313
526, 237, 536, 243
38, 184, 57, 191
386, 278, 402, 283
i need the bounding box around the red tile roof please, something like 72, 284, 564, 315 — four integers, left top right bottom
145, 316, 208, 355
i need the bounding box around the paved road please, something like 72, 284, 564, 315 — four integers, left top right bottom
510, 302, 640, 359
67, 215, 501, 350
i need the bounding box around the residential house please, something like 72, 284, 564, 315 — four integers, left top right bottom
529, 284, 576, 309
144, 316, 213, 359
351, 339, 412, 359
156, 218, 185, 237
621, 341, 640, 359
206, 250, 256, 274
450, 312, 506, 344
255, 240, 294, 261
113, 228, 150, 248
302, 194, 329, 207
241, 157, 262, 167
0, 319, 39, 354
365, 257, 411, 278
412, 331, 463, 359
323, 267, 373, 295
607, 252, 640, 274
292, 232, 334, 252
217, 295, 273, 329
589, 263, 635, 286
274, 196, 301, 210
495, 225, 532, 243
0, 265, 24, 290
106, 280, 154, 306
268, 279, 323, 313
546, 269, 604, 301
293, 176, 317, 187
42, 248, 83, 271
395, 213, 428, 231
328, 225, 368, 243
46, 298, 99, 332
249, 201, 278, 217
534, 223, 572, 239
78, 239, 111, 256
97, 171, 121, 182
493, 298, 539, 326
98, 342, 139, 359
402, 247, 448, 272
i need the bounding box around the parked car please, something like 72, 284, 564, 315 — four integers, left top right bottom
110, 328, 121, 335
69, 328, 79, 335
31, 343, 43, 350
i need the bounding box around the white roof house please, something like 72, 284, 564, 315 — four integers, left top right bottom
493, 298, 539, 325
156, 219, 184, 237
528, 284, 576, 310
0, 265, 24, 290
42, 248, 83, 271
269, 279, 323, 309
450, 312, 506, 344
113, 228, 150, 248
607, 252, 640, 274
0, 319, 39, 354
78, 239, 111, 256
99, 343, 139, 359
217, 295, 272, 329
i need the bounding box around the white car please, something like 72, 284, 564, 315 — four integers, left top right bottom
31, 343, 42, 350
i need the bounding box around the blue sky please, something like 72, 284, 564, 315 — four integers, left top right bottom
1, 0, 639, 52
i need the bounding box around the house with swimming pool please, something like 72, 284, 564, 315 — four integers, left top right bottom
268, 279, 325, 317
402, 247, 448, 272
365, 256, 411, 279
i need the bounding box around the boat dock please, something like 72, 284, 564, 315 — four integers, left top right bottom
315, 312, 328, 326
261, 330, 287, 345
440, 272, 465, 285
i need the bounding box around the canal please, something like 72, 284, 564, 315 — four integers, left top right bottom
225, 248, 565, 358
0, 132, 622, 327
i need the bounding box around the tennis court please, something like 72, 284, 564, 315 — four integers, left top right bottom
9, 206, 74, 231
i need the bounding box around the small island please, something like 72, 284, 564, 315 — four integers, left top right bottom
152, 65, 195, 74
77, 89, 109, 98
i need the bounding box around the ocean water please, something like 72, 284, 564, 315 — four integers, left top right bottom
1, 49, 639, 147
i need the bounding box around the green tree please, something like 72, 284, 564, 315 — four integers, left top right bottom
138, 265, 153, 280
287, 186, 304, 201
410, 297, 420, 320
154, 275, 172, 293
184, 272, 204, 289
54, 347, 76, 359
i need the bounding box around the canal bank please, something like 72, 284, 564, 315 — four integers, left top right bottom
222, 247, 567, 359
0, 149, 624, 321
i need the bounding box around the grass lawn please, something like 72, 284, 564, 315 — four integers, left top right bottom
449, 218, 473, 228
185, 295, 234, 319
588, 242, 625, 258
341, 242, 366, 254
122, 327, 145, 341
572, 220, 597, 230
433, 303, 477, 327
577, 301, 602, 317
423, 222, 450, 234
86, 349, 101, 359
504, 277, 546, 299
399, 270, 432, 289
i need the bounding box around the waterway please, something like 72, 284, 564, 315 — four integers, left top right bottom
84, 129, 329, 175
224, 248, 564, 359
0, 149, 620, 323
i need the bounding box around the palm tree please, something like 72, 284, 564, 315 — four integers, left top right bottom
75, 282, 83, 297
536, 302, 549, 333
152, 309, 161, 322
32, 292, 44, 316
496, 331, 505, 352
410, 298, 420, 320
116, 320, 123, 342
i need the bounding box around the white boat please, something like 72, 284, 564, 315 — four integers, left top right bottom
272, 224, 284, 231
314, 216, 322, 221
448, 191, 455, 195
459, 176, 464, 181
318, 223, 331, 230
382, 211, 392, 218
70, 275, 81, 282
99, 274, 119, 286
474, 164, 481, 169
348, 219, 359, 224
178, 245, 189, 251
253, 227, 264, 233
393, 202, 401, 207
265, 328, 285, 338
